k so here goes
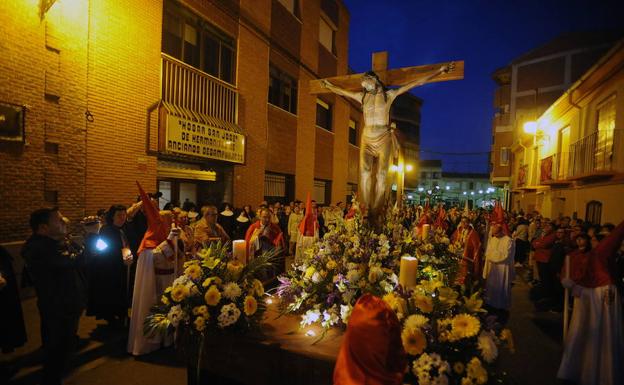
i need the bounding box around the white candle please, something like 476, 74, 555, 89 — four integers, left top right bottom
422, 224, 431, 240
399, 256, 419, 289
233, 240, 247, 264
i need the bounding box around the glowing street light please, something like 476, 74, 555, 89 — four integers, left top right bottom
524, 121, 537, 134
463, 191, 467, 195
446, 186, 450, 190
390, 164, 398, 172
418, 187, 424, 192
405, 164, 413, 172
479, 190, 483, 194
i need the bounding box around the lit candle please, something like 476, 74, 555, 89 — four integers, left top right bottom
232, 240, 246, 264
422, 224, 431, 240
399, 256, 418, 289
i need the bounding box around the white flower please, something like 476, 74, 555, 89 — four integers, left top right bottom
217, 303, 241, 328
413, 353, 450, 385
173, 275, 189, 287
301, 309, 321, 326
477, 331, 499, 363
166, 305, 184, 327
311, 272, 321, 283
222, 282, 242, 300
322, 307, 339, 327
340, 304, 352, 324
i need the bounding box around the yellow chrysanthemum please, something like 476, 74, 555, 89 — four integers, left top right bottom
251, 279, 264, 297
382, 293, 406, 315
170, 284, 190, 302
227, 261, 244, 280
453, 362, 465, 374
420, 279, 443, 293
161, 295, 170, 305
401, 326, 427, 356
500, 328, 515, 353
244, 295, 258, 316
204, 285, 221, 306
326, 260, 337, 270
193, 305, 209, 318
451, 314, 480, 339
194, 316, 206, 332
304, 266, 316, 280
404, 314, 429, 330
466, 357, 488, 385
184, 264, 203, 280
413, 294, 433, 313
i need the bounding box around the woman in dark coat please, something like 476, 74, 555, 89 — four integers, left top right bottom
0, 245, 27, 353
87, 205, 133, 325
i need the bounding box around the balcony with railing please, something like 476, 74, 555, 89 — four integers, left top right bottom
539, 152, 571, 185
161, 53, 238, 124
568, 129, 624, 180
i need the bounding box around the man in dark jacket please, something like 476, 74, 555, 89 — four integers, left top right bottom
22, 208, 87, 385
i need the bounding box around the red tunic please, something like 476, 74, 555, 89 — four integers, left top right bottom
566, 220, 624, 288
532, 232, 556, 263
244, 222, 285, 259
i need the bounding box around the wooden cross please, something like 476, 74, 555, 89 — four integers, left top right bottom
309, 51, 464, 94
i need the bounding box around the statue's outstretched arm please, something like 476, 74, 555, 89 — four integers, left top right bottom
320, 80, 362, 102
393, 62, 455, 97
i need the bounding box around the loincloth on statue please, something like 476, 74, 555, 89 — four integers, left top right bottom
361, 125, 399, 158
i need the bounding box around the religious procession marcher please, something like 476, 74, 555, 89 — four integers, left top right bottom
245, 207, 285, 278
294, 195, 319, 264
22, 208, 87, 385
233, 210, 251, 240
86, 205, 133, 326
128, 183, 181, 356
482, 223, 515, 311
287, 205, 304, 256
452, 215, 482, 286
333, 294, 406, 385
557, 220, 624, 385
217, 203, 235, 239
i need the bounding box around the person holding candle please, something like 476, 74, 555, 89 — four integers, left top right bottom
557, 220, 624, 385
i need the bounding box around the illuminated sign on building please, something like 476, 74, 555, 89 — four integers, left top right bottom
165, 114, 245, 164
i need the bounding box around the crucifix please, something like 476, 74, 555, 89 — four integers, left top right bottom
310, 51, 464, 227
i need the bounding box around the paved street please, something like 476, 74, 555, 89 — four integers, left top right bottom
3, 268, 564, 385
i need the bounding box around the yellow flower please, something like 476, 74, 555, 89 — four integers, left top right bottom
500, 328, 515, 353
453, 362, 465, 374
164, 287, 172, 293
463, 292, 486, 313
244, 295, 258, 316
437, 318, 453, 342
227, 261, 244, 280
194, 316, 206, 332
251, 279, 264, 296
437, 287, 459, 307
412, 294, 433, 313
204, 285, 221, 306
326, 260, 337, 270
382, 293, 407, 318
170, 284, 190, 302
466, 357, 488, 385
202, 276, 222, 288
161, 295, 170, 305
404, 314, 429, 330
451, 314, 480, 340
461, 377, 475, 385
304, 266, 316, 280
420, 279, 443, 293
401, 326, 427, 356
193, 305, 209, 318
184, 264, 203, 280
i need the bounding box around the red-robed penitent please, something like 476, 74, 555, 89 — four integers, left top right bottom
136, 181, 169, 255
453, 223, 482, 284
244, 221, 285, 260
333, 294, 406, 385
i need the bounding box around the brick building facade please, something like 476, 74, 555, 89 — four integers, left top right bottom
0, 0, 421, 242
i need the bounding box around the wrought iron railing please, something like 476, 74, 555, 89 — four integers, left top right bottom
569, 129, 623, 177
161, 53, 238, 124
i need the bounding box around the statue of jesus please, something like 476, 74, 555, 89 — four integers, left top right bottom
320, 63, 455, 219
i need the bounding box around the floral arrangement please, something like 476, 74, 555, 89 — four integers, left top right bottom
384, 271, 515, 385
276, 201, 462, 331
144, 242, 279, 338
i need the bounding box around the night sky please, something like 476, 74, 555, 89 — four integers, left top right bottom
343, 0, 623, 173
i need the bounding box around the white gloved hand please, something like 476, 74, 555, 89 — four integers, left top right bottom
167, 227, 181, 241
561, 278, 575, 289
